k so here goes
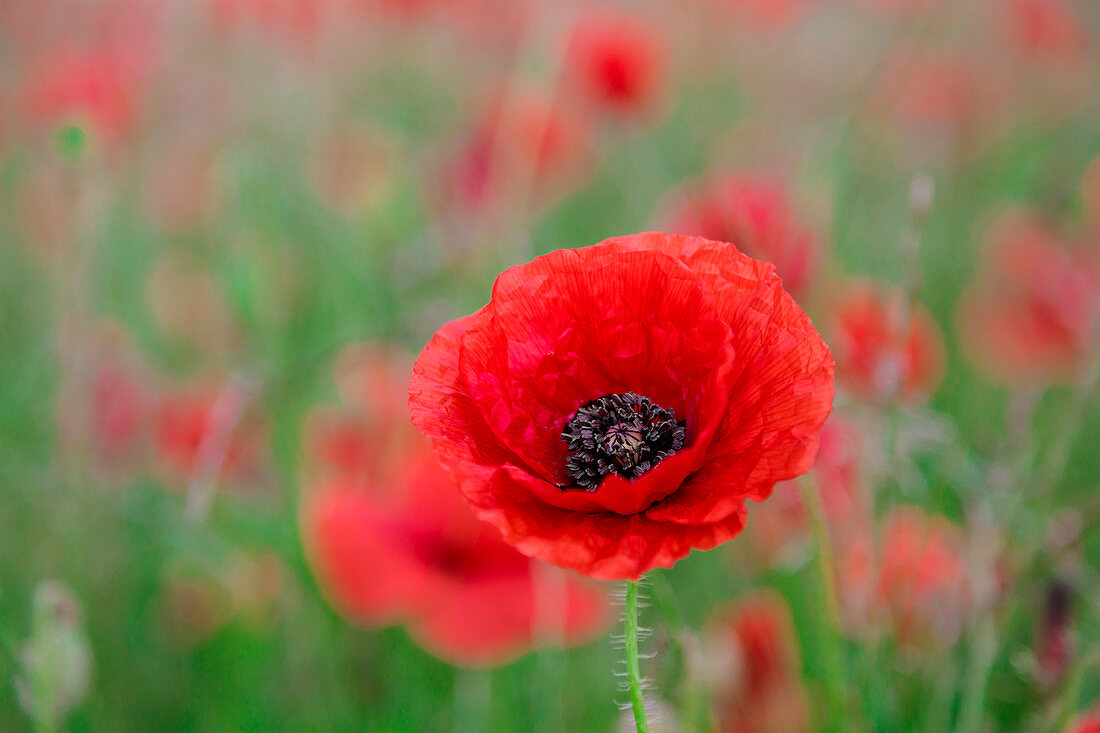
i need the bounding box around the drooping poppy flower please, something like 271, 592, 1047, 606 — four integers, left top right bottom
828, 282, 945, 403
562, 9, 667, 118
702, 591, 809, 733
409, 232, 834, 580
957, 210, 1100, 385
664, 174, 820, 298
876, 507, 972, 648
302, 344, 610, 667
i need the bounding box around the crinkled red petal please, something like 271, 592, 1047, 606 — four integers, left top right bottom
457, 242, 735, 513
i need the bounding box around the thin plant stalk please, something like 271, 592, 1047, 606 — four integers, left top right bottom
624, 580, 650, 733
798, 476, 852, 730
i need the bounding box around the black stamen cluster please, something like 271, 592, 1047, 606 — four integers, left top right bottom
561, 392, 686, 490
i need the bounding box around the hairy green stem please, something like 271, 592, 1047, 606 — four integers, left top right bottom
625, 580, 649, 733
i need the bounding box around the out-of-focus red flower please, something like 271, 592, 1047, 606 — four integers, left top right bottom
302, 344, 420, 488
439, 88, 591, 216
745, 418, 868, 570
704, 591, 808, 733
664, 174, 820, 298
154, 379, 267, 489
1004, 0, 1087, 62
55, 320, 151, 478
19, 50, 142, 143
957, 210, 1100, 385
870, 52, 1003, 161
562, 10, 667, 117
877, 507, 972, 648
1070, 705, 1100, 733
409, 232, 834, 580
828, 282, 945, 403
301, 344, 610, 667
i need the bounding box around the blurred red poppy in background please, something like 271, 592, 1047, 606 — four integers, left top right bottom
828, 282, 945, 403
438, 87, 591, 217
1004, 0, 1087, 62
876, 507, 972, 648
704, 591, 809, 733
664, 174, 820, 298
957, 210, 1100, 385
154, 378, 268, 490
562, 9, 667, 118
302, 344, 610, 667
409, 232, 834, 580
19, 49, 145, 144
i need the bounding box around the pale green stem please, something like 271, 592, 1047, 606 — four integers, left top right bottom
452, 668, 491, 733
798, 477, 851, 731
955, 616, 996, 733
625, 580, 649, 733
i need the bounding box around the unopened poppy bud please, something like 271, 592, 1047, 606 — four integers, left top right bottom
15, 580, 92, 730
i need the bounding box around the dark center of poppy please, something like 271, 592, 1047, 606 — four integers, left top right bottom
560, 391, 686, 490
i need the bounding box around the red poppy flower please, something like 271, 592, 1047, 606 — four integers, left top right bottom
409, 232, 834, 580
664, 174, 820, 298
876, 507, 972, 648
154, 378, 267, 489
301, 344, 609, 667
1071, 706, 1100, 733
957, 210, 1100, 385
55, 320, 151, 478
828, 282, 945, 403
563, 10, 667, 117
1004, 0, 1087, 62
870, 52, 1004, 161
703, 591, 809, 733
19, 50, 142, 143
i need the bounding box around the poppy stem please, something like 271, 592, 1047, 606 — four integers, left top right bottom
624, 580, 650, 733
798, 476, 850, 730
